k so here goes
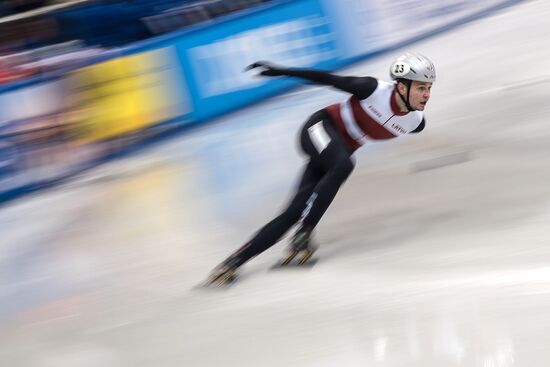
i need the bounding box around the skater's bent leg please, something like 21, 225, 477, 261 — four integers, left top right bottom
231, 163, 321, 265
300, 152, 354, 229
295, 114, 355, 230
224, 111, 330, 267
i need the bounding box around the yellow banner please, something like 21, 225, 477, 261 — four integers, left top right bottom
70, 47, 188, 141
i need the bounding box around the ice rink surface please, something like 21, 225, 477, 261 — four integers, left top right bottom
2, 1, 550, 366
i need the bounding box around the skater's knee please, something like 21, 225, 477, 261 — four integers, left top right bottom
333, 157, 354, 180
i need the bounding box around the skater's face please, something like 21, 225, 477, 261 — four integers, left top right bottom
398, 80, 432, 111
408, 81, 432, 111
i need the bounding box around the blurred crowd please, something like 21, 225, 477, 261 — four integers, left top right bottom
0, 0, 272, 194
0, 0, 271, 85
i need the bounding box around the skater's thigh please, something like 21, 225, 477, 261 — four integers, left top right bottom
302, 122, 353, 174
318, 141, 354, 176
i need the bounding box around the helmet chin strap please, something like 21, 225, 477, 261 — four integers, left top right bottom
397, 79, 415, 112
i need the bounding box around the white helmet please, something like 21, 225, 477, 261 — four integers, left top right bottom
390, 52, 436, 83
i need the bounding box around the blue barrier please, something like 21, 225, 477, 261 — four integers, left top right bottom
173, 0, 341, 121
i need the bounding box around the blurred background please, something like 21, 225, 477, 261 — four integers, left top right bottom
2, 0, 550, 366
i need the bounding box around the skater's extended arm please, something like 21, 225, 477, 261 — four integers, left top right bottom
246, 61, 377, 99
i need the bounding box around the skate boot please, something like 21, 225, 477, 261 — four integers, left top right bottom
204, 256, 241, 287
281, 226, 317, 266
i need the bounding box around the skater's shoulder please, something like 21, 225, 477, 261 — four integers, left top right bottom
375, 78, 396, 90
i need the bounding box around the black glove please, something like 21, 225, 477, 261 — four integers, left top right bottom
244, 61, 286, 77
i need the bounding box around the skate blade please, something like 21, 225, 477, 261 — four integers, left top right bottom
218, 273, 237, 286
298, 250, 314, 265
197, 269, 237, 289
280, 250, 299, 266
271, 257, 318, 270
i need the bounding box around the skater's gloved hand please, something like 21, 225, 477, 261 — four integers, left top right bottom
244, 61, 286, 77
